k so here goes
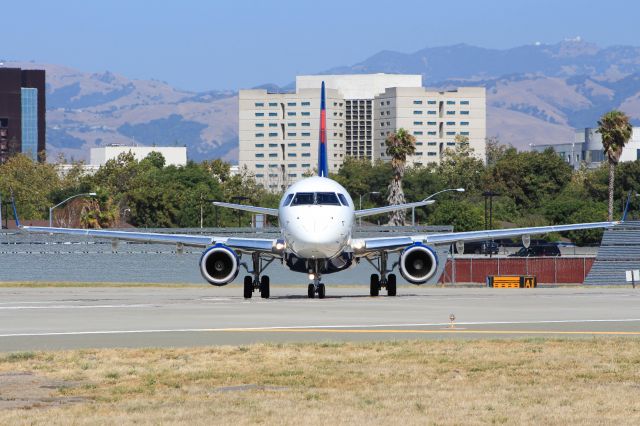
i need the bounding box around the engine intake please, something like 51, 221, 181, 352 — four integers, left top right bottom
399, 243, 438, 284
199, 244, 239, 286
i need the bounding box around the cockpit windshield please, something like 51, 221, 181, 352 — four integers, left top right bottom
290, 192, 343, 206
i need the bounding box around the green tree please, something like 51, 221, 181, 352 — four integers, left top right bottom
385, 128, 416, 225
597, 110, 633, 220
436, 144, 485, 193
427, 198, 484, 231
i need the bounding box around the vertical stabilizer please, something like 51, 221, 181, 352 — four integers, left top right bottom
318, 81, 329, 177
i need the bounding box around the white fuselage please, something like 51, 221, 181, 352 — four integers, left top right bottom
278, 176, 355, 259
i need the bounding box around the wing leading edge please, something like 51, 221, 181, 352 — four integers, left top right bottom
22, 226, 279, 253
351, 221, 619, 253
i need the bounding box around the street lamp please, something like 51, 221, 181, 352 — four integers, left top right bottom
49, 192, 97, 227
413, 187, 465, 226
358, 191, 380, 226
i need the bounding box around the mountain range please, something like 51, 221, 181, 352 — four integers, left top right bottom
10, 39, 640, 163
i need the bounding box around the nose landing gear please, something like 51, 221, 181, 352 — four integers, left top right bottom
307, 260, 325, 299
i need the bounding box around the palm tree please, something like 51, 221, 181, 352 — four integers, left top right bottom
385, 128, 416, 225
597, 111, 633, 221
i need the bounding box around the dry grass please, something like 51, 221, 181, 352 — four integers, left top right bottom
1, 339, 639, 425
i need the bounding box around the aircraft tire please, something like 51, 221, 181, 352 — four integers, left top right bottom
260, 275, 270, 299
370, 274, 380, 297
307, 284, 315, 299
387, 274, 397, 296
318, 284, 325, 299
243, 276, 253, 299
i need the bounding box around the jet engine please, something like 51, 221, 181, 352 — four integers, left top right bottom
199, 244, 239, 286
399, 243, 438, 284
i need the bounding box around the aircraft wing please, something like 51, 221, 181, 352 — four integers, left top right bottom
351, 221, 619, 253
355, 200, 435, 218
21, 226, 279, 253
212, 202, 278, 217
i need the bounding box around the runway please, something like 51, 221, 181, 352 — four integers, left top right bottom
1, 286, 639, 351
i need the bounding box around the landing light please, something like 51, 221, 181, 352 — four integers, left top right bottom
308, 273, 315, 280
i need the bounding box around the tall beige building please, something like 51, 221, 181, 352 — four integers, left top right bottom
239, 74, 486, 190
374, 87, 486, 166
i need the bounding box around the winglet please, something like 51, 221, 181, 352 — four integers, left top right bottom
9, 189, 21, 228
621, 191, 632, 222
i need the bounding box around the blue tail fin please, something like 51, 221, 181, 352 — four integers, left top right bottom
318, 81, 329, 177
10, 189, 21, 228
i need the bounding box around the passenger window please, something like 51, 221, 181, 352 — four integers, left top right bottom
281, 193, 294, 207
337, 194, 349, 206
316, 192, 340, 205
292, 192, 314, 205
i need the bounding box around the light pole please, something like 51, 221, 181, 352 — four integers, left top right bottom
49, 192, 97, 227
358, 191, 380, 226
413, 188, 465, 226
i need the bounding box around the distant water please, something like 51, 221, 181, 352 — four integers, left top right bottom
0, 228, 420, 286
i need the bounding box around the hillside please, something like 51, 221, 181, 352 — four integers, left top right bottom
10, 39, 640, 162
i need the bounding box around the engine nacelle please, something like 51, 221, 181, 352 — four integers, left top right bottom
399, 243, 438, 284
199, 244, 239, 286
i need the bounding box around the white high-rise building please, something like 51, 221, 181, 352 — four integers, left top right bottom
239, 74, 486, 190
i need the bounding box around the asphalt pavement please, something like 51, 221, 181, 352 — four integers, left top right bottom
0, 286, 638, 352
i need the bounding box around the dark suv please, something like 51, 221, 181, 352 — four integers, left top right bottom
458, 240, 499, 255
509, 244, 561, 257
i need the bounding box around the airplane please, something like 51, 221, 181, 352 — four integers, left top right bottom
14, 82, 620, 299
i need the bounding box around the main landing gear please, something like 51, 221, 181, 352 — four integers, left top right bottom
243, 253, 275, 299
366, 252, 397, 297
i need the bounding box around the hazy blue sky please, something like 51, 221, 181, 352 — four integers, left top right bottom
2, 0, 638, 91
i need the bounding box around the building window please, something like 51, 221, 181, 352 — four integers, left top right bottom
269, 102, 277, 107
256, 173, 264, 178
427, 100, 436, 105
287, 132, 296, 137
460, 110, 470, 115
446, 121, 455, 125
413, 110, 423, 115
413, 131, 423, 135
255, 133, 264, 137
301, 132, 311, 136
302, 163, 310, 168
301, 101, 310, 106
413, 100, 423, 105
460, 121, 469, 126
255, 102, 264, 107
255, 123, 264, 127
288, 143, 296, 147
416, 142, 423, 146
20, 88, 38, 161
413, 121, 423, 125
288, 173, 297, 178
460, 100, 469, 105
428, 142, 437, 146
414, 152, 423, 156
287, 102, 296, 107
256, 153, 264, 158
256, 164, 265, 168
446, 111, 455, 115
269, 153, 278, 157
428, 152, 437, 156
302, 153, 311, 157
269, 143, 278, 147
287, 112, 296, 116
301, 111, 310, 116
255, 143, 264, 148
427, 131, 436, 136
427, 121, 436, 125
460, 131, 470, 136
301, 122, 310, 126
268, 132, 278, 137
269, 123, 277, 127
268, 112, 277, 117
446, 100, 455, 105
288, 153, 297, 157
446, 131, 456, 136
255, 112, 264, 117
269, 164, 278, 168
427, 111, 436, 115
288, 123, 296, 127
302, 142, 311, 147
288, 163, 296, 167
447, 142, 456, 146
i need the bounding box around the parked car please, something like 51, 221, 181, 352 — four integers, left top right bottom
509, 244, 561, 257
456, 240, 499, 255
